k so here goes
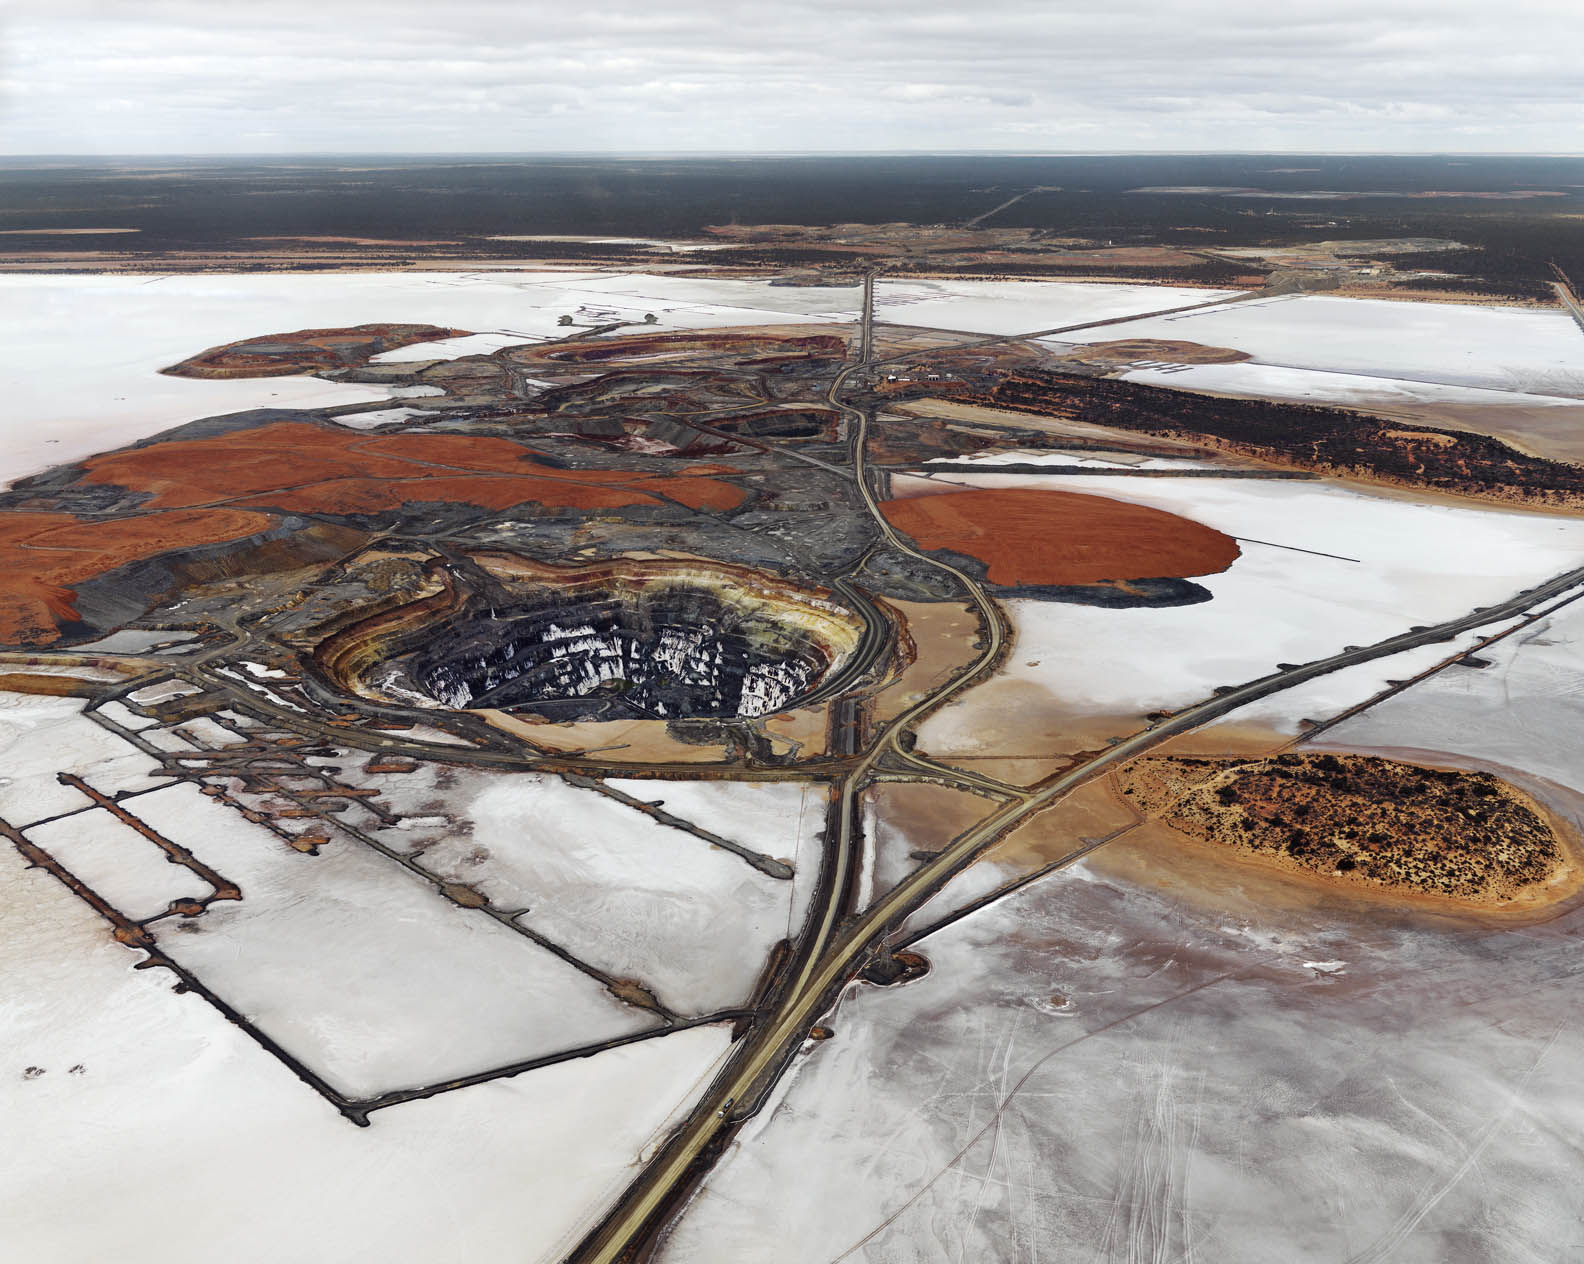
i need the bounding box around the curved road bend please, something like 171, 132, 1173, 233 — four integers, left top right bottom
562, 269, 1018, 1263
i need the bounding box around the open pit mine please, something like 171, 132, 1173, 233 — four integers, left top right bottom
314, 557, 870, 723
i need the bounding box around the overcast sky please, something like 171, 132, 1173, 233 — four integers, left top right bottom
2, 0, 1581, 155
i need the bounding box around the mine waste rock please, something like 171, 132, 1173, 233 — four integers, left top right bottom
313, 554, 871, 724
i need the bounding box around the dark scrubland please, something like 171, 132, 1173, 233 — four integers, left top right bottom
973, 370, 1584, 505
1120, 753, 1565, 902
921, 257, 1256, 286
162, 323, 466, 378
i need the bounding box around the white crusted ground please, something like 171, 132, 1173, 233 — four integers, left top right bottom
0, 839, 734, 1264
133, 780, 661, 1097
0, 692, 745, 1263
0, 695, 171, 822
909, 473, 1584, 745
1057, 291, 1584, 396
1322, 591, 1584, 796
410, 773, 820, 1015
1120, 357, 1584, 407
659, 862, 1584, 1263
873, 277, 1239, 336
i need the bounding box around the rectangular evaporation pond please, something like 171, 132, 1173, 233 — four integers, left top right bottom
123, 782, 661, 1100
415, 775, 800, 1018
26, 809, 214, 922
0, 704, 171, 824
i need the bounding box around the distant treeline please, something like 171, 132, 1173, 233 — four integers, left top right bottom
1391, 273, 1554, 301
2, 156, 1580, 253
1388, 242, 1569, 300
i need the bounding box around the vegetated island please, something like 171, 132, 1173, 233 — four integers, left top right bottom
1118, 752, 1576, 908
161, 323, 468, 378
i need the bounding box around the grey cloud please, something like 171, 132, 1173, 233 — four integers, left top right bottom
1, 0, 1581, 152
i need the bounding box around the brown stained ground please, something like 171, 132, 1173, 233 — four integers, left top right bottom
161, 323, 469, 378
870, 777, 1142, 908
762, 707, 830, 761
958, 757, 1076, 786
73, 424, 746, 515
878, 486, 1240, 587
1360, 401, 1584, 466
1052, 339, 1252, 370
886, 399, 1233, 462
478, 711, 731, 764
482, 704, 835, 764
917, 673, 1145, 768
0, 507, 281, 643
1117, 752, 1579, 907
0, 672, 99, 697
991, 777, 1143, 868
868, 782, 992, 871
1151, 721, 1295, 760
868, 599, 983, 726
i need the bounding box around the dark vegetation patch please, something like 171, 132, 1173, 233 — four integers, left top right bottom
1390, 273, 1555, 301
974, 371, 1584, 504
1121, 753, 1565, 901
922, 258, 1255, 286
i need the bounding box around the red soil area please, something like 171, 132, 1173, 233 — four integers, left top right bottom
77, 423, 746, 515
880, 487, 1240, 586
0, 423, 746, 645
0, 507, 276, 643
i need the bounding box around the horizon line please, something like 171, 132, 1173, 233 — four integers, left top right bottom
6, 149, 1584, 161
